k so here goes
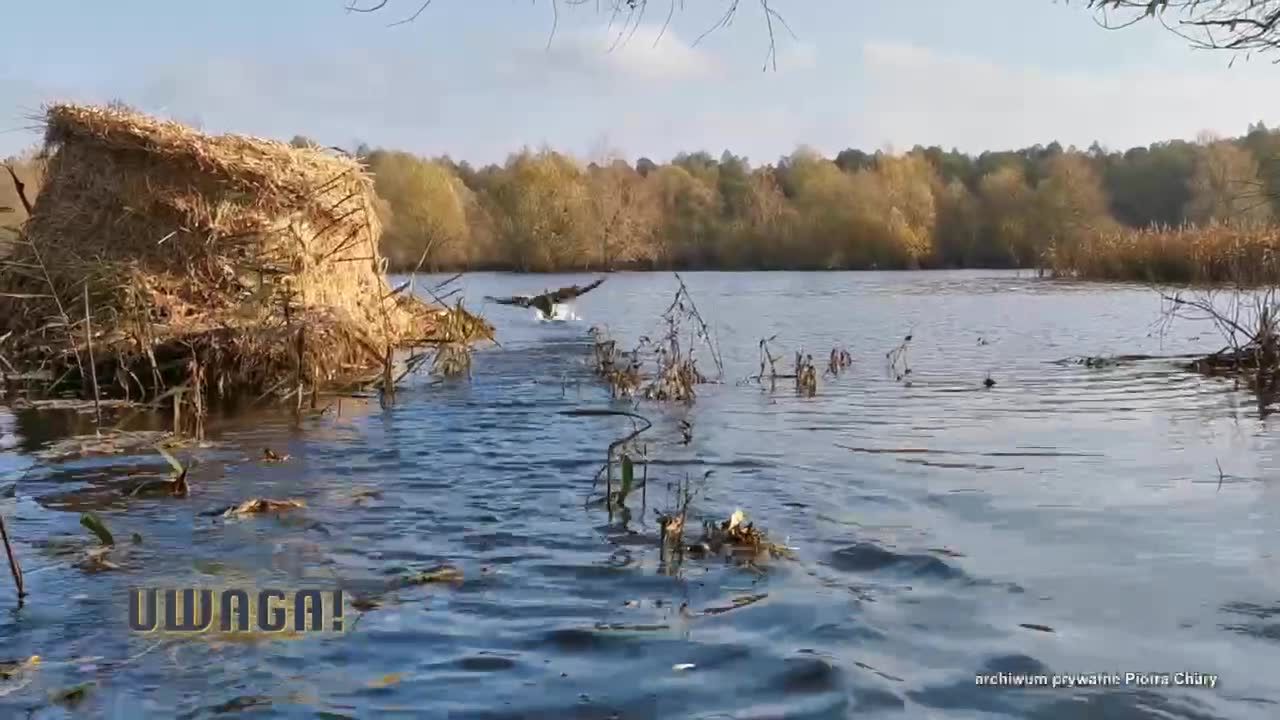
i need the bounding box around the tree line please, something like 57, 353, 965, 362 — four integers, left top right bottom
313, 123, 1280, 274
6, 125, 1277, 280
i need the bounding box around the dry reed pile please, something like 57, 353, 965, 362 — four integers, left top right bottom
0, 104, 490, 408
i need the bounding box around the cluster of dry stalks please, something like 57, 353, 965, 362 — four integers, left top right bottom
886, 332, 913, 385
1163, 288, 1280, 414
1051, 223, 1280, 285
589, 273, 722, 404
827, 346, 853, 376
744, 336, 831, 397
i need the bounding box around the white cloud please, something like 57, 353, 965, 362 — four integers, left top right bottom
515, 24, 719, 83
858, 40, 1280, 152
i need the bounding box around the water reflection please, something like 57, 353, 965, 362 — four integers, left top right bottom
0, 270, 1277, 719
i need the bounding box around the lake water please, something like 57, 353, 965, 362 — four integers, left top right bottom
1, 270, 1278, 719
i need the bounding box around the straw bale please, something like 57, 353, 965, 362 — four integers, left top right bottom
0, 103, 490, 401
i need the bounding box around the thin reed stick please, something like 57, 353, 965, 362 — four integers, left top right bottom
0, 513, 26, 603
83, 285, 102, 432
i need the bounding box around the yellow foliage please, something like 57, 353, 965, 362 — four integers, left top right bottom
1187, 141, 1271, 226
485, 149, 592, 271
367, 151, 471, 270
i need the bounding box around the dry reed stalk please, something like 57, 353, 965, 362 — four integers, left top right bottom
82, 285, 102, 431
1052, 222, 1280, 285
0, 513, 25, 603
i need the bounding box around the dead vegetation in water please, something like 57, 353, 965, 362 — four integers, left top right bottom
34, 429, 191, 462
260, 447, 290, 463
886, 331, 914, 385
744, 336, 820, 397
0, 103, 492, 427
827, 346, 853, 377
589, 274, 722, 404
49, 511, 142, 573
1160, 287, 1280, 415
655, 472, 793, 574
206, 498, 307, 518
125, 446, 190, 499
562, 409, 653, 514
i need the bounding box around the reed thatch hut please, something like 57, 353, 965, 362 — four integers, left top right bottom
0, 103, 490, 409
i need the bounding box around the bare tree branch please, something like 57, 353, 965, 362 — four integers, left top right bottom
1083, 1, 1280, 60
348, 0, 793, 69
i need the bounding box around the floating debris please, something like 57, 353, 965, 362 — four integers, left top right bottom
699, 593, 769, 616
222, 498, 306, 517
367, 673, 403, 688
36, 430, 177, 462
261, 448, 291, 463
400, 565, 463, 586
984, 375, 996, 389
0, 656, 40, 681
207, 695, 271, 714
694, 509, 793, 559
77, 546, 120, 573
672, 663, 696, 672
49, 681, 94, 709
1019, 623, 1055, 633
347, 487, 383, 504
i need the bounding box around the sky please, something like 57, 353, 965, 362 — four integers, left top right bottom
4, 1, 1280, 165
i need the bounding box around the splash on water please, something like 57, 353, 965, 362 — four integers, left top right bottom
534, 303, 580, 323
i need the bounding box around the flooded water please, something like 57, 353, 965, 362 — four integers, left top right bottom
1, 270, 1278, 719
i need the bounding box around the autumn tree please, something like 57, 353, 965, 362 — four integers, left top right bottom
783, 148, 860, 268
1033, 152, 1118, 269
366, 150, 472, 270
875, 152, 939, 267
587, 159, 660, 268
483, 149, 592, 272
978, 164, 1037, 267
1185, 140, 1272, 226
933, 178, 983, 267
645, 164, 720, 268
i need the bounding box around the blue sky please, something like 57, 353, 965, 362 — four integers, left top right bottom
3, 1, 1280, 164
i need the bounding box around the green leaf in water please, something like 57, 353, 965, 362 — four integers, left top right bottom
79, 513, 114, 547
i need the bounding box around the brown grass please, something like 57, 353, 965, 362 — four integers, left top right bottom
1051, 223, 1280, 285
0, 104, 490, 406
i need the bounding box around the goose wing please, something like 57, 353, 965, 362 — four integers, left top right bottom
546, 277, 606, 304
483, 294, 533, 307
